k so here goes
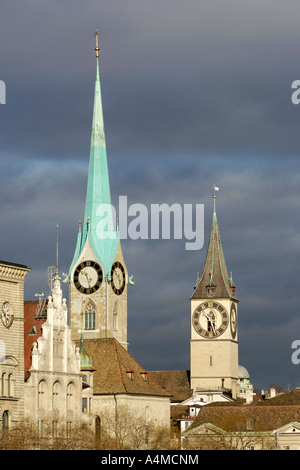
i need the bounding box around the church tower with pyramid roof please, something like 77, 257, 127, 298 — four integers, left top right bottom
190, 193, 239, 398
68, 32, 128, 349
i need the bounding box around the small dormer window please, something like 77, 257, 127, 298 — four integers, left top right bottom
206, 274, 216, 298
140, 372, 148, 382
206, 286, 216, 298
126, 370, 134, 380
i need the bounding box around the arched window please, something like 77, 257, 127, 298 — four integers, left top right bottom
53, 381, 62, 410
7, 373, 12, 397
1, 372, 5, 396
67, 382, 75, 410
2, 410, 9, 429
38, 380, 47, 409
84, 301, 96, 330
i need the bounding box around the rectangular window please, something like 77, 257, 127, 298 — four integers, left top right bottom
82, 397, 88, 413
209, 356, 213, 366
85, 312, 95, 330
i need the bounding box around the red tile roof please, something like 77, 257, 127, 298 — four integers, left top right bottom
148, 370, 192, 402
24, 300, 47, 380
82, 338, 171, 397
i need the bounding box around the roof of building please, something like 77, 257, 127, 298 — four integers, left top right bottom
191, 198, 237, 301
0, 260, 29, 270
24, 300, 47, 380
148, 370, 193, 403
185, 391, 300, 434
238, 365, 250, 379
82, 338, 171, 398
255, 390, 300, 406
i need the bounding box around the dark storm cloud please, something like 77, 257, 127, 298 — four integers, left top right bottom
1, 0, 300, 391
1, 0, 300, 159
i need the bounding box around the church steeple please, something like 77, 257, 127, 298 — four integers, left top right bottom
190, 191, 239, 397
68, 32, 128, 349
69, 31, 119, 279
192, 194, 237, 301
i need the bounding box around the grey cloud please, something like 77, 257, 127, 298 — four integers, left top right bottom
1, 0, 300, 391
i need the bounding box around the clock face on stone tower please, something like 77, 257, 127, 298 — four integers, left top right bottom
73, 260, 103, 294
111, 261, 126, 295
1, 301, 13, 328
230, 302, 237, 339
192, 301, 229, 338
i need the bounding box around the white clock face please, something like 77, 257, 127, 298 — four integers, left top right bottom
78, 266, 98, 288
111, 262, 126, 295
192, 301, 229, 338
1, 302, 11, 328
73, 260, 103, 294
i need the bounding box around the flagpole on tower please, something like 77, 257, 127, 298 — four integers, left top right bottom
212, 185, 219, 214
212, 184, 219, 197
55, 224, 60, 281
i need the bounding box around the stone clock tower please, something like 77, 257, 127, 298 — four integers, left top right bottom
68, 32, 128, 349
190, 195, 239, 398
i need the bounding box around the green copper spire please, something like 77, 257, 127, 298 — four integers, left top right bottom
69, 32, 119, 278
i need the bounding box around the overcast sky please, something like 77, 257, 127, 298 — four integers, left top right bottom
1, 0, 300, 392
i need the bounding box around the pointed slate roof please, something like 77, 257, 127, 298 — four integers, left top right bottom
69, 50, 119, 278
191, 197, 237, 301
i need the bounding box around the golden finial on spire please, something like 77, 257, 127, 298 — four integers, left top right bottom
94, 30, 100, 58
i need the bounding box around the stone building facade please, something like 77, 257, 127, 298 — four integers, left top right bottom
0, 261, 30, 430
24, 274, 85, 431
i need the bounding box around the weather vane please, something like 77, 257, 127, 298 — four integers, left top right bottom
212, 184, 219, 199
94, 30, 100, 58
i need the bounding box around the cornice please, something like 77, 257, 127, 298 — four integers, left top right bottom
0, 263, 30, 280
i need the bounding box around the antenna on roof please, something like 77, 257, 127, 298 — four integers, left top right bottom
54, 224, 60, 281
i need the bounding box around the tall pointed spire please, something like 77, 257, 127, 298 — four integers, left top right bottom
192, 192, 237, 300
69, 31, 119, 278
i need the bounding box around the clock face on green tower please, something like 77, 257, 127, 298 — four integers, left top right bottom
111, 261, 126, 295
192, 301, 229, 338
73, 260, 103, 294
